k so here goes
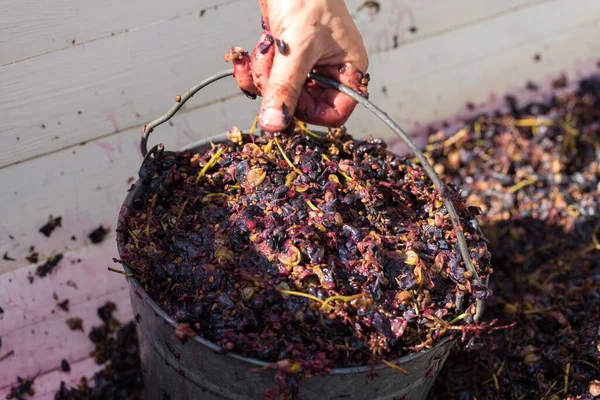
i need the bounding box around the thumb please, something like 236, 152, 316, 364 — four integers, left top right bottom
259, 39, 317, 132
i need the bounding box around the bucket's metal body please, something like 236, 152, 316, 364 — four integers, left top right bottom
117, 133, 455, 400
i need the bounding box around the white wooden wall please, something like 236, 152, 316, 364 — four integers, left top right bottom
1, 0, 599, 396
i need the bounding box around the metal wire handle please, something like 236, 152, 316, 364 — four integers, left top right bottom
139, 69, 487, 322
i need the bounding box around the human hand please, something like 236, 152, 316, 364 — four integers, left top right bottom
225, 0, 369, 133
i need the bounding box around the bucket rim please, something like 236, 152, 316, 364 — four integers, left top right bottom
116, 129, 454, 375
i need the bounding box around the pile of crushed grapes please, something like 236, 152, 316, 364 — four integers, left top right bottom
116, 116, 493, 397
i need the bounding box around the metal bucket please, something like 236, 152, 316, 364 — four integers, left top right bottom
115, 69, 487, 399
117, 132, 454, 400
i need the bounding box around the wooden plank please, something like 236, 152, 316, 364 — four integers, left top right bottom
0, 0, 242, 66
1, 0, 542, 67
0, 0, 551, 169
344, 0, 600, 155
347, 0, 546, 54
0, 0, 263, 170
0, 95, 259, 275
0, 239, 133, 390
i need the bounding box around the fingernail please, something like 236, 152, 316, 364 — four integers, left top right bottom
260, 107, 285, 131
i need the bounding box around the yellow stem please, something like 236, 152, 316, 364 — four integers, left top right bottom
412, 338, 433, 351
523, 305, 562, 315
285, 171, 297, 187
175, 198, 190, 228
160, 220, 168, 232
296, 120, 327, 141
278, 289, 364, 313
448, 312, 470, 325
592, 226, 600, 250
306, 200, 319, 211
573, 359, 600, 370
107, 267, 137, 278
320, 293, 364, 312
564, 362, 570, 395
339, 170, 355, 182
278, 289, 330, 307
196, 147, 225, 184
515, 118, 555, 127
496, 359, 506, 375
560, 120, 579, 137
492, 373, 500, 390
202, 193, 227, 202
249, 115, 259, 136
275, 137, 303, 175
508, 176, 537, 193
128, 230, 139, 248
543, 381, 558, 398
442, 128, 468, 147
145, 194, 157, 236
381, 360, 409, 376
321, 154, 357, 183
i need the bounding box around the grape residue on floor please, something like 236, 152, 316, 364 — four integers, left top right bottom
429, 77, 599, 400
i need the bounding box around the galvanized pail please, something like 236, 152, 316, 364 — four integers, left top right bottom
116, 69, 486, 400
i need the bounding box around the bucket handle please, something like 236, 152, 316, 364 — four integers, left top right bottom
139, 69, 487, 322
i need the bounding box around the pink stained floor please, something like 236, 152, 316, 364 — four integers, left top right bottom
0, 238, 133, 398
